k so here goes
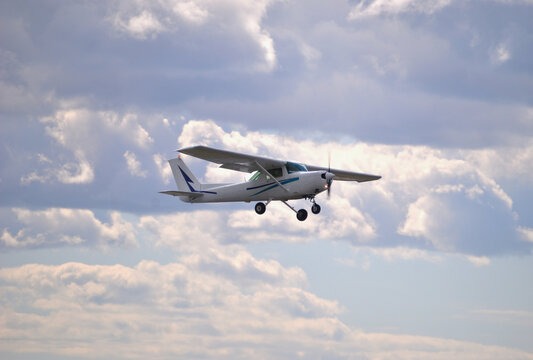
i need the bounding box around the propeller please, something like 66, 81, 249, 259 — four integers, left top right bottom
321, 152, 335, 198
326, 151, 334, 199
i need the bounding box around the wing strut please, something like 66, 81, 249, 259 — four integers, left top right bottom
254, 161, 290, 193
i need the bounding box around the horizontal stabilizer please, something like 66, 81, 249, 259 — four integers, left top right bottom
159, 190, 203, 199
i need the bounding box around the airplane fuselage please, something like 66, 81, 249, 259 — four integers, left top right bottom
182, 171, 329, 203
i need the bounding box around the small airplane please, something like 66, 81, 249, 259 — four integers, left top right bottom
160, 145, 381, 221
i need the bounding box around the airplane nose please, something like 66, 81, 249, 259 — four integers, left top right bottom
321, 171, 335, 181
321, 172, 335, 181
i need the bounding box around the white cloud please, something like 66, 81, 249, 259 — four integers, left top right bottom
114, 10, 164, 39
1, 260, 531, 359
465, 138, 533, 183
467, 255, 491, 267
110, 0, 277, 72
20, 150, 94, 185
172, 1, 209, 25
21, 108, 154, 185
100, 111, 153, 149
172, 119, 530, 256
15, 117, 528, 256
123, 150, 147, 178
349, 0, 452, 20
153, 153, 173, 184
518, 227, 533, 243
1, 208, 137, 249
140, 210, 224, 251
491, 42, 512, 65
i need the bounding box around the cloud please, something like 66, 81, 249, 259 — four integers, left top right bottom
153, 153, 173, 184
173, 1, 209, 25
114, 10, 164, 39
467, 255, 491, 267
1, 260, 532, 359
170, 119, 533, 256
123, 150, 147, 178
491, 42, 512, 65
0, 2, 531, 358
4, 116, 532, 256
2, 1, 531, 150
20, 108, 154, 186
110, 0, 277, 72
1, 208, 137, 249
20, 150, 94, 185
349, 0, 452, 20
518, 227, 533, 243
348, 0, 533, 20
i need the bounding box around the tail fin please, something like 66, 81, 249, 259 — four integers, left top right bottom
168, 157, 202, 192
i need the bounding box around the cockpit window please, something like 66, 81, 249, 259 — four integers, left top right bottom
249, 167, 283, 182
286, 162, 308, 174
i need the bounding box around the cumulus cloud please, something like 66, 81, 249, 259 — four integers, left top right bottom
114, 10, 164, 39
349, 0, 452, 20
6, 117, 533, 256
110, 0, 277, 72
1, 2, 531, 358
1, 208, 137, 249
20, 108, 154, 186
170, 119, 533, 256
123, 150, 147, 178
1, 260, 531, 359
153, 153, 173, 184
20, 150, 94, 185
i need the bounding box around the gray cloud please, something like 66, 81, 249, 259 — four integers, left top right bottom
1, 2, 532, 357
2, 118, 531, 257
2, 1, 531, 148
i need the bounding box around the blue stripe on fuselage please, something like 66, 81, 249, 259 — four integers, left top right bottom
247, 177, 299, 196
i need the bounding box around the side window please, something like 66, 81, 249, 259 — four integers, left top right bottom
249, 171, 263, 181
268, 168, 283, 178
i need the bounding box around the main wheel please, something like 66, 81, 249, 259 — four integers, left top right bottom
296, 209, 308, 221
311, 203, 321, 214
255, 202, 266, 215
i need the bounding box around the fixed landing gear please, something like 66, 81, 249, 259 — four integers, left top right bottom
255, 202, 266, 215
311, 203, 321, 214
254, 199, 320, 221
296, 209, 308, 221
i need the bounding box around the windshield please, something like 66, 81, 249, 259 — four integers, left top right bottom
286, 162, 307, 173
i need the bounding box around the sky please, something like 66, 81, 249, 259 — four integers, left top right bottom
1, 0, 532, 359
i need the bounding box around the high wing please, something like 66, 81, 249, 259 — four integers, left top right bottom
178, 145, 285, 173
178, 145, 381, 182
305, 165, 381, 182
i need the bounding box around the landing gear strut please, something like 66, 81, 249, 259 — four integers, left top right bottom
311, 203, 321, 214
254, 198, 320, 222
281, 201, 308, 222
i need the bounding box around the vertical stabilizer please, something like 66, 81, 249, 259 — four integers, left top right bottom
168, 157, 202, 192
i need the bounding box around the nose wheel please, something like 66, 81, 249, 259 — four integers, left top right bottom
311, 203, 321, 214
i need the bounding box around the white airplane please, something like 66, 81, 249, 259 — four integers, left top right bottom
160, 145, 381, 221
